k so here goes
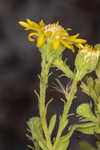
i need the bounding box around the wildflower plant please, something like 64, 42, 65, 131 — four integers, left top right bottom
19, 19, 100, 150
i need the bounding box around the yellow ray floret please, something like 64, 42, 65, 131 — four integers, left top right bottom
19, 19, 86, 52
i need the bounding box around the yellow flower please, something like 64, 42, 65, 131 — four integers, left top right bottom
19, 19, 86, 52
79, 44, 100, 59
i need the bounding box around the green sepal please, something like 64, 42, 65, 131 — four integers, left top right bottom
80, 141, 96, 150
39, 39, 65, 64
94, 44, 100, 50
49, 114, 56, 136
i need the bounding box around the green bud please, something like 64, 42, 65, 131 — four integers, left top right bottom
75, 45, 100, 80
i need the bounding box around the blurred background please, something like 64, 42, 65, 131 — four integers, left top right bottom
0, 0, 100, 150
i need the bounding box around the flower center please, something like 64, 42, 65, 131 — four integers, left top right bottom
43, 24, 64, 35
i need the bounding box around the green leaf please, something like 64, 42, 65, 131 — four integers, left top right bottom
34, 141, 40, 150
55, 136, 69, 150
77, 103, 90, 117
94, 79, 100, 97
81, 78, 97, 101
95, 125, 100, 134
87, 77, 94, 89
77, 124, 96, 134
55, 125, 76, 150
80, 82, 90, 96
80, 141, 96, 150
38, 141, 48, 150
49, 114, 56, 136
77, 103, 97, 122
59, 118, 68, 131
72, 123, 96, 134
27, 117, 42, 140
27, 117, 48, 150
96, 101, 100, 113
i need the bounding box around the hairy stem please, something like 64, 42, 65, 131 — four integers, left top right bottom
39, 57, 53, 150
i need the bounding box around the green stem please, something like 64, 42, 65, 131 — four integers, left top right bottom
39, 57, 53, 150
53, 71, 79, 150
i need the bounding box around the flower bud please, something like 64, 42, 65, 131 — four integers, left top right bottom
75, 45, 100, 80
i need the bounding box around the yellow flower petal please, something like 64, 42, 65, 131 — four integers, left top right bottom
19, 19, 44, 33
39, 20, 45, 27
26, 18, 40, 29
60, 40, 75, 52
70, 34, 80, 39
76, 43, 84, 49
66, 28, 72, 31
18, 21, 38, 31
74, 39, 87, 44
18, 21, 29, 28
28, 32, 38, 42
36, 34, 45, 47
53, 39, 60, 50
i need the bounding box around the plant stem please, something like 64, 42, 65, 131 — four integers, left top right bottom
39, 56, 53, 150
53, 71, 79, 150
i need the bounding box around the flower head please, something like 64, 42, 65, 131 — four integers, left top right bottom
19, 19, 86, 52
75, 44, 100, 80
79, 44, 100, 61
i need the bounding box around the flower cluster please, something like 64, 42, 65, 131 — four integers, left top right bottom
19, 19, 86, 52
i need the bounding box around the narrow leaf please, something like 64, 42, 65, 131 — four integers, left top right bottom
49, 114, 56, 135
55, 136, 70, 150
